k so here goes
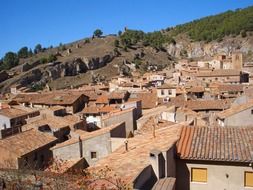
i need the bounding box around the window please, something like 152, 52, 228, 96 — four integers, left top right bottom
91, 152, 97, 159
161, 89, 164, 95
251, 110, 253, 115
245, 171, 253, 187
168, 90, 172, 95
191, 168, 207, 183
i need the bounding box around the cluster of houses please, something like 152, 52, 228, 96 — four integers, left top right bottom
1, 52, 253, 189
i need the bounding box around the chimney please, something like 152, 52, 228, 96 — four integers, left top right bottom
124, 139, 128, 151
149, 150, 165, 179
79, 136, 83, 158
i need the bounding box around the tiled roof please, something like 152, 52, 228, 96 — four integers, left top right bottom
177, 126, 253, 163
108, 91, 128, 99
99, 105, 119, 113
25, 117, 69, 130
187, 86, 205, 93
82, 106, 100, 114
157, 84, 176, 89
184, 99, 233, 111
95, 95, 109, 104
24, 115, 83, 131
0, 106, 38, 119
14, 92, 87, 105
129, 92, 157, 109
82, 105, 119, 114
217, 101, 253, 119
0, 129, 57, 157
152, 177, 176, 190
92, 123, 183, 184
217, 84, 244, 92
196, 69, 241, 77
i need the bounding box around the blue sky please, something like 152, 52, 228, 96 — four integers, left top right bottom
0, 0, 253, 58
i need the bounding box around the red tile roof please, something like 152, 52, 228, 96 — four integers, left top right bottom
14, 92, 87, 105
196, 69, 241, 77
0, 129, 57, 157
184, 99, 233, 111
187, 86, 205, 93
217, 84, 244, 92
177, 126, 253, 163
129, 92, 157, 109
95, 95, 109, 104
92, 123, 183, 184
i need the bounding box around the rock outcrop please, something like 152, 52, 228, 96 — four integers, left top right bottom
165, 36, 253, 58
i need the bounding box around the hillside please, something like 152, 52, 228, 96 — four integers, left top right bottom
169, 6, 253, 42
0, 6, 253, 93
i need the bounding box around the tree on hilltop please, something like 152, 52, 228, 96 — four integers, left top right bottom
93, 29, 103, 38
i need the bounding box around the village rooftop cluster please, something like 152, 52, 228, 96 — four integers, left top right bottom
1, 52, 253, 189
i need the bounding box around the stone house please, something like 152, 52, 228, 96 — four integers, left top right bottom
51, 122, 126, 167
0, 129, 57, 170
129, 91, 158, 109
216, 101, 253, 127
195, 69, 249, 84
108, 90, 130, 104
91, 123, 182, 190
197, 59, 222, 70
147, 73, 166, 87
120, 100, 142, 120
14, 92, 89, 114
186, 86, 205, 99
102, 108, 136, 137
209, 83, 245, 99
232, 52, 243, 70
0, 106, 40, 139
176, 126, 253, 190
157, 84, 177, 103
181, 99, 233, 126
82, 105, 120, 129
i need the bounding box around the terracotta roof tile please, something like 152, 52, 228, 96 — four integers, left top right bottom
186, 86, 205, 93
0, 129, 57, 157
196, 69, 241, 77
129, 92, 157, 109
184, 99, 233, 111
95, 95, 109, 104
217, 84, 244, 92
157, 84, 176, 89
14, 92, 87, 105
0, 106, 39, 119
177, 126, 253, 162
92, 123, 183, 184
